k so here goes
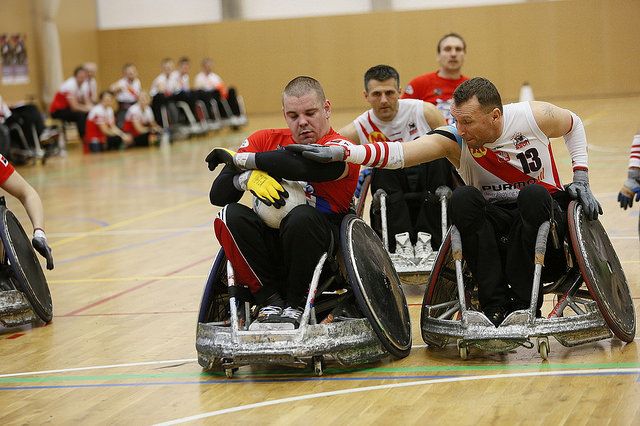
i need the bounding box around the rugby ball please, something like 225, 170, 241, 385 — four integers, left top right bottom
253, 180, 309, 228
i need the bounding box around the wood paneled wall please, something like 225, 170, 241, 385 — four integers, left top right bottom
97, 0, 640, 114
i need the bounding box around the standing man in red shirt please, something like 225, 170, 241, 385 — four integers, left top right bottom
206, 76, 359, 329
402, 33, 468, 124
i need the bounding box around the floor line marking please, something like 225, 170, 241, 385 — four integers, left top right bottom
0, 359, 198, 379
50, 198, 203, 249
63, 255, 212, 316
49, 275, 207, 284
155, 367, 640, 425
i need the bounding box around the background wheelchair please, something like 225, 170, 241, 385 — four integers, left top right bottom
355, 168, 453, 285
0, 197, 53, 328
420, 201, 635, 360
196, 215, 412, 377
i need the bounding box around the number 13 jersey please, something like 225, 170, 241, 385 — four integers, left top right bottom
457, 101, 564, 203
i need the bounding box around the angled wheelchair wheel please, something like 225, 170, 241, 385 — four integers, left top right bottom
340, 214, 412, 359
568, 201, 635, 342
197, 249, 230, 324
420, 232, 460, 347
0, 206, 52, 323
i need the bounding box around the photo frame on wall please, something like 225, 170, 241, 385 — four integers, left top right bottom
1, 33, 29, 85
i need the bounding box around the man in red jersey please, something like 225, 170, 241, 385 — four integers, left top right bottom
402, 33, 468, 124
206, 76, 359, 328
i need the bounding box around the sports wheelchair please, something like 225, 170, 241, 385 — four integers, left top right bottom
355, 168, 452, 285
420, 201, 636, 359
196, 215, 412, 377
0, 198, 53, 328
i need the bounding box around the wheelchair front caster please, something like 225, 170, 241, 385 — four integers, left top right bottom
457, 340, 468, 360
313, 355, 324, 376
537, 337, 549, 360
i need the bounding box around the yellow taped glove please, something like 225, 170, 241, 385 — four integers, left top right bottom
246, 170, 289, 208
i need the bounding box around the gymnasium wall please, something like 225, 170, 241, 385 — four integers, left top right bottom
0, 0, 98, 105
97, 0, 640, 114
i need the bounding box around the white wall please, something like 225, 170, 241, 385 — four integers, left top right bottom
392, 0, 529, 11
97, 0, 222, 30
238, 0, 371, 21
97, 0, 536, 29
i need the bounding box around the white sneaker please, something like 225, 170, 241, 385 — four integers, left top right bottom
394, 232, 414, 258
414, 232, 433, 259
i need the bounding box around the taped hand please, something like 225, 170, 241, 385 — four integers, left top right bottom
205, 147, 238, 171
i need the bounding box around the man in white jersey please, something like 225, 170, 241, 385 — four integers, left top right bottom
339, 65, 452, 255
110, 63, 142, 126
288, 77, 602, 326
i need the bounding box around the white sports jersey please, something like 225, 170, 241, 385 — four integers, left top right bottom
81, 78, 98, 103
170, 71, 190, 92
353, 99, 431, 144
112, 77, 142, 103
457, 102, 563, 203
194, 71, 224, 91
124, 103, 154, 124
0, 96, 11, 123
150, 73, 178, 97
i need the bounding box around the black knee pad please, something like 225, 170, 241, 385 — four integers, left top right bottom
450, 186, 486, 235
518, 184, 552, 228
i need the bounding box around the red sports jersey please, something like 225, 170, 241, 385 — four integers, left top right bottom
401, 71, 468, 124
401, 71, 468, 104
238, 128, 359, 214
84, 104, 115, 143
49, 77, 83, 113
0, 154, 15, 185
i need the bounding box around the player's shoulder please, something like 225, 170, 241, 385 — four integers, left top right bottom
428, 125, 462, 145
320, 129, 355, 147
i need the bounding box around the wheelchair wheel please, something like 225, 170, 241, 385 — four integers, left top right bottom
340, 214, 412, 359
420, 232, 459, 347
568, 202, 635, 342
0, 207, 52, 323
197, 249, 230, 324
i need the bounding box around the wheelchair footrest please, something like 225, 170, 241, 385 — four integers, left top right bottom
0, 290, 39, 327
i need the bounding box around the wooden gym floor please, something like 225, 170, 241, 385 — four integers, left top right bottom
0, 95, 638, 425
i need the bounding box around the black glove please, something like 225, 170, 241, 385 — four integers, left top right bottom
205, 147, 239, 171
32, 230, 54, 270
565, 170, 603, 221
285, 144, 347, 163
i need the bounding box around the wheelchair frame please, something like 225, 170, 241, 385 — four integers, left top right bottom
421, 201, 635, 360
196, 215, 410, 377
355, 169, 452, 284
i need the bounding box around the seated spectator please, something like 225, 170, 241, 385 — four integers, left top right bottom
110, 63, 142, 127
84, 91, 132, 153
50, 66, 92, 139
149, 58, 179, 128
1, 94, 58, 152
122, 92, 161, 147
194, 57, 246, 128
81, 62, 99, 105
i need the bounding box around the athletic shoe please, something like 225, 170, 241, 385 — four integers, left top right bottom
394, 232, 414, 258
484, 307, 507, 327
256, 305, 283, 323
279, 306, 304, 328
39, 127, 59, 142
414, 232, 433, 259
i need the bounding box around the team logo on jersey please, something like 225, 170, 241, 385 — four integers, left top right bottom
408, 122, 417, 137
495, 150, 510, 163
238, 138, 249, 149
404, 85, 414, 95
511, 132, 530, 150
433, 88, 442, 96
367, 131, 388, 143
469, 147, 487, 158
0, 154, 7, 167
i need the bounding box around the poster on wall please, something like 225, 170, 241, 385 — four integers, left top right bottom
1, 33, 29, 85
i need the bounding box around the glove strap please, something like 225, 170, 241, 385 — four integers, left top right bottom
233, 171, 252, 191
